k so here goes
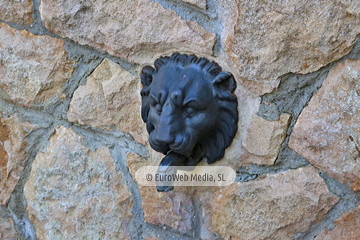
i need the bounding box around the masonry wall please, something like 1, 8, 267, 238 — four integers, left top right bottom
0, 0, 360, 239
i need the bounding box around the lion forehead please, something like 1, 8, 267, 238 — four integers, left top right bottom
151, 65, 215, 106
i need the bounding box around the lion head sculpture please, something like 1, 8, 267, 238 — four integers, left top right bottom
140, 53, 238, 191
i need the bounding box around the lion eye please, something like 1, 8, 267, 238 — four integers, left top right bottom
185, 107, 196, 115
155, 103, 162, 113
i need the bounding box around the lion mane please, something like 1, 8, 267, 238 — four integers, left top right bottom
140, 53, 238, 165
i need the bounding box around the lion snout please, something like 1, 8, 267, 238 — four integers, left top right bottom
150, 129, 195, 156
149, 133, 171, 153
154, 130, 175, 146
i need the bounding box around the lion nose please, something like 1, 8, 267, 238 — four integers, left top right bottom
155, 102, 177, 145
155, 129, 175, 145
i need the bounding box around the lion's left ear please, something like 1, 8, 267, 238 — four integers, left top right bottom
140, 66, 154, 123
212, 72, 236, 93
141, 66, 155, 87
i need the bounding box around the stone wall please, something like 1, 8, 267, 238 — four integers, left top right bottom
0, 0, 359, 239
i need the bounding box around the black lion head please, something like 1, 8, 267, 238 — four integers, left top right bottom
140, 53, 238, 167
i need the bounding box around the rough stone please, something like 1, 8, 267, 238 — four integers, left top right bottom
24, 126, 133, 239
241, 113, 291, 166
0, 23, 74, 107
68, 58, 147, 145
0, 114, 37, 205
145, 237, 163, 240
289, 59, 360, 191
182, 0, 207, 9
140, 186, 194, 234
198, 167, 339, 239
0, 214, 18, 239
315, 206, 360, 240
39, 0, 215, 65
218, 0, 360, 95
0, 0, 33, 24
127, 153, 195, 234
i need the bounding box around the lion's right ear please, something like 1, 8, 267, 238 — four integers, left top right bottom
140, 66, 155, 87
212, 72, 236, 92
212, 72, 237, 101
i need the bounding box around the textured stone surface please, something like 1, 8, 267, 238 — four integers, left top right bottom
127, 153, 195, 234
2, 0, 359, 238
0, 114, 36, 205
0, 23, 74, 106
0, 0, 33, 24
219, 0, 360, 94
140, 186, 194, 234
145, 237, 163, 240
241, 113, 291, 165
24, 126, 133, 239
40, 0, 215, 64
199, 167, 339, 239
315, 206, 360, 240
68, 58, 146, 144
183, 0, 207, 9
0, 214, 18, 239
289, 59, 360, 191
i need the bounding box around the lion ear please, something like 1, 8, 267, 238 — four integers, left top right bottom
212, 72, 236, 93
140, 66, 154, 123
140, 66, 155, 87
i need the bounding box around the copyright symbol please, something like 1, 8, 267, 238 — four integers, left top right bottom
146, 174, 152, 181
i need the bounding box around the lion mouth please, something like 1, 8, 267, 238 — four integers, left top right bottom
169, 135, 196, 157
149, 131, 198, 157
